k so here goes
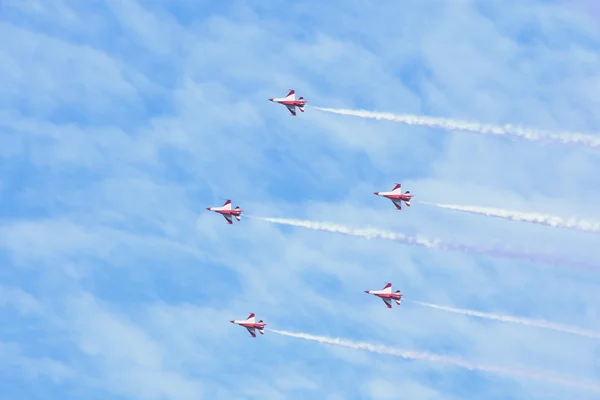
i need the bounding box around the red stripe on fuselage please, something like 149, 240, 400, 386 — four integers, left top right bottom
277, 100, 307, 106
382, 194, 413, 200
238, 323, 267, 328
374, 293, 403, 300
215, 210, 243, 215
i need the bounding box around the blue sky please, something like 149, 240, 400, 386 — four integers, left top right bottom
1, 0, 600, 398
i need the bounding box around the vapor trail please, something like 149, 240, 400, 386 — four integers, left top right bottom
313, 107, 600, 149
412, 301, 600, 339
269, 329, 600, 392
420, 201, 600, 234
249, 216, 598, 270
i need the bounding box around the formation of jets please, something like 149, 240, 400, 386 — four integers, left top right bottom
209, 91, 410, 337
231, 282, 404, 337
207, 182, 414, 226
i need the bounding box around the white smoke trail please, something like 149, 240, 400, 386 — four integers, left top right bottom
313, 107, 600, 149
412, 301, 600, 339
249, 216, 598, 271
420, 201, 600, 234
269, 329, 600, 392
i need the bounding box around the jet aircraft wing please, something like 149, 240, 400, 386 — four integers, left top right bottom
285, 104, 297, 116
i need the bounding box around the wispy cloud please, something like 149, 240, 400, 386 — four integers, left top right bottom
0, 341, 74, 383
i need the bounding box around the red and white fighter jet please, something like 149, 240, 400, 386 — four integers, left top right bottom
230, 313, 267, 338
206, 200, 243, 224
365, 283, 404, 308
374, 183, 413, 210
269, 89, 307, 116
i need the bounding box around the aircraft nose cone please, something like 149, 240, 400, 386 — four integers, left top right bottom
364, 290, 370, 293
373, 192, 379, 195
268, 98, 274, 101
230, 320, 235, 323
206, 208, 211, 210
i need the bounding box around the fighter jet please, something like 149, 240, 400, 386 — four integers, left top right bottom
230, 313, 267, 338
374, 183, 413, 210
269, 89, 307, 116
365, 283, 404, 308
206, 200, 243, 224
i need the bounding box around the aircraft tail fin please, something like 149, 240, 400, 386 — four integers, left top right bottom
395, 291, 402, 305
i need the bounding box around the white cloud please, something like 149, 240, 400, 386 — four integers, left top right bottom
0, 341, 73, 383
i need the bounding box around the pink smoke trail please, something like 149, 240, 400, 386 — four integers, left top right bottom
250, 216, 598, 271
